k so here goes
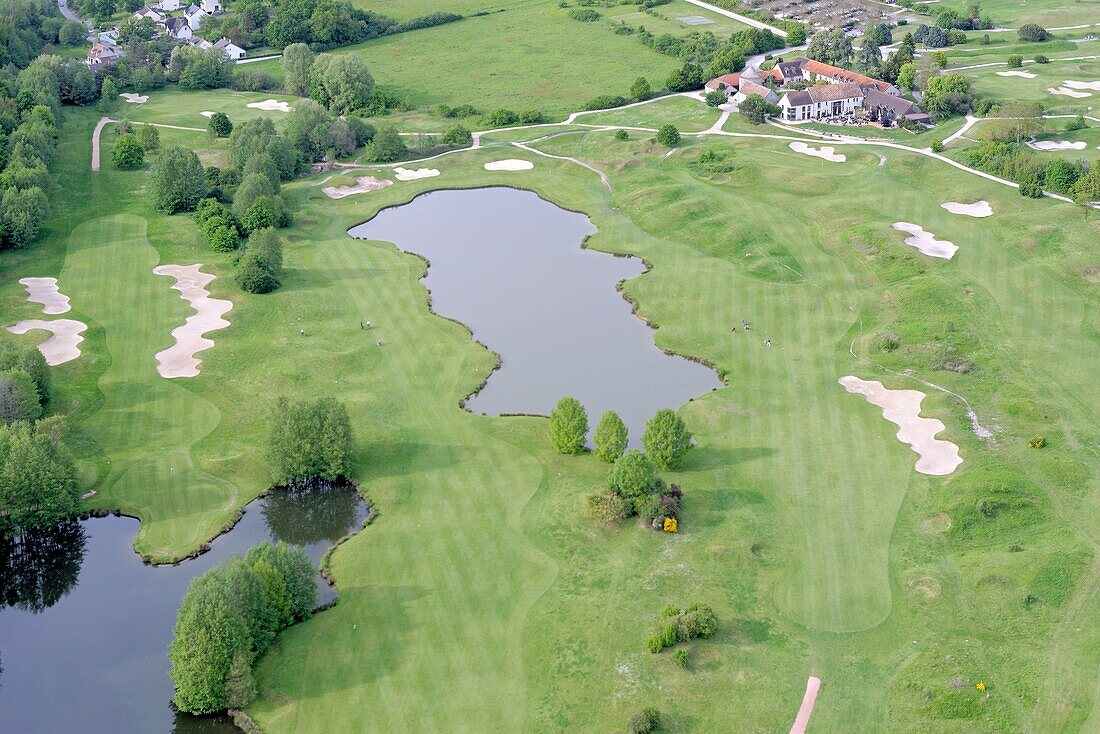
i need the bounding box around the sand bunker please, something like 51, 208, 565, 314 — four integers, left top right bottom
1063, 80, 1100, 91
790, 676, 822, 734
789, 141, 846, 162
892, 222, 958, 259
941, 200, 993, 217
6, 319, 87, 365
322, 176, 392, 199
1028, 139, 1087, 151
153, 264, 232, 379
247, 99, 292, 112
484, 159, 534, 171
393, 167, 440, 181
996, 70, 1036, 78
1048, 86, 1092, 98
18, 277, 71, 314
119, 93, 148, 104
839, 376, 963, 476
200, 111, 215, 118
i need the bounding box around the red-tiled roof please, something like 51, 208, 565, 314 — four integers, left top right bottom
704, 73, 740, 90
802, 59, 892, 93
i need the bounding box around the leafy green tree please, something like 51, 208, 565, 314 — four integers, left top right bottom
153, 146, 208, 213
282, 43, 315, 96
242, 196, 286, 233
268, 397, 354, 485
704, 89, 726, 107
630, 76, 652, 102
0, 418, 81, 535
223, 648, 257, 709
442, 125, 472, 146
285, 99, 333, 162
208, 112, 233, 138
1017, 23, 1049, 41
656, 124, 680, 146
243, 541, 315, 622
112, 133, 144, 169
548, 397, 588, 454
309, 53, 374, 115
642, 408, 692, 470
664, 62, 704, 93
1, 187, 50, 248
608, 450, 657, 501
854, 37, 881, 74
59, 20, 86, 45
0, 343, 49, 406
369, 126, 406, 162
136, 124, 160, 151
1042, 159, 1080, 194
807, 28, 853, 66
236, 248, 280, 293
1018, 167, 1043, 198
247, 227, 284, 274
897, 62, 916, 91
233, 172, 278, 220
922, 72, 972, 117
738, 94, 779, 125
0, 369, 42, 424
593, 411, 628, 463
98, 77, 118, 113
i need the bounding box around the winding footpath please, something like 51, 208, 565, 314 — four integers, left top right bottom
91, 117, 207, 171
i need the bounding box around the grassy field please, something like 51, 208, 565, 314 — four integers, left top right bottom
935, 0, 1100, 27
964, 58, 1100, 115
578, 95, 722, 132
9, 86, 1099, 731
602, 0, 753, 36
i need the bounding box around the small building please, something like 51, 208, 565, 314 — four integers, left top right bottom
200, 0, 221, 13
184, 4, 204, 29
213, 37, 246, 60
863, 89, 930, 125
779, 82, 864, 121
86, 42, 124, 68
773, 56, 809, 84
188, 36, 213, 49
734, 80, 779, 106
704, 72, 740, 97
163, 16, 193, 39
133, 6, 164, 22
159, 0, 181, 10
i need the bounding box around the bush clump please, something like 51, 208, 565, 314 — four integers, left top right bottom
628, 707, 661, 734
549, 396, 588, 454
656, 124, 680, 147
648, 602, 717, 652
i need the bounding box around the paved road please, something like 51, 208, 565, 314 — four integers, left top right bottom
682, 0, 787, 37
57, 0, 79, 21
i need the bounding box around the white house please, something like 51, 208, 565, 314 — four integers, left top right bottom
158, 0, 181, 10
779, 82, 864, 122
133, 6, 165, 22
213, 37, 245, 60
188, 36, 213, 49
184, 4, 204, 29
163, 16, 193, 39
200, 0, 221, 13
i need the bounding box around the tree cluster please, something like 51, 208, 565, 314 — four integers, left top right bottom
738, 93, 779, 125
169, 542, 316, 714
236, 227, 284, 294
153, 146, 209, 214
0, 416, 81, 537
646, 602, 717, 653
806, 28, 853, 67
921, 72, 973, 117
267, 397, 354, 486
959, 139, 1100, 202
0, 0, 62, 67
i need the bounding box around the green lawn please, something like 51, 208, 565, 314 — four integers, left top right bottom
935, 0, 1100, 27
8, 89, 1099, 732
113, 89, 300, 129
578, 95, 722, 132
965, 58, 1100, 115
602, 0, 753, 36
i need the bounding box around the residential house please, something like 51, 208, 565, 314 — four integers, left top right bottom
213, 37, 246, 60
163, 16, 193, 39
773, 56, 810, 84
133, 6, 165, 22
184, 4, 205, 29
800, 59, 900, 96
200, 0, 221, 13
703, 72, 740, 97
86, 42, 124, 68
778, 82, 864, 121
188, 36, 214, 49
862, 89, 930, 125
159, 0, 181, 10
734, 80, 779, 106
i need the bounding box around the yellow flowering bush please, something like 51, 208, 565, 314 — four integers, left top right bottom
663, 517, 678, 533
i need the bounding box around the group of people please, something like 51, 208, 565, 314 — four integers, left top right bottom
731, 317, 772, 346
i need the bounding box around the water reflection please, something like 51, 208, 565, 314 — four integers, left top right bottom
0, 484, 368, 733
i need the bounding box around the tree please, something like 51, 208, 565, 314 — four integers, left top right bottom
630, 76, 652, 102
59, 20, 86, 45
442, 125, 472, 146
369, 126, 406, 162
112, 133, 144, 169
807, 28, 853, 67
237, 247, 280, 293
1, 187, 51, 248
99, 77, 118, 113
285, 99, 333, 161
136, 124, 160, 151
309, 53, 374, 115
642, 408, 692, 470
233, 172, 277, 220
0, 369, 42, 424
267, 397, 354, 485
738, 94, 779, 125
0, 343, 50, 406
243, 541, 315, 622
0, 418, 81, 536
153, 147, 208, 213
549, 397, 588, 454
282, 43, 315, 96
208, 112, 233, 138
1071, 165, 1100, 204
865, 22, 892, 46
1006, 54, 1023, 69
855, 37, 881, 75
1042, 159, 1080, 194
593, 411, 628, 463
656, 124, 680, 146
1018, 167, 1043, 198
704, 90, 726, 107
897, 62, 917, 91
1017, 23, 1049, 42
664, 62, 704, 93
922, 72, 972, 117
608, 450, 657, 501
223, 648, 257, 709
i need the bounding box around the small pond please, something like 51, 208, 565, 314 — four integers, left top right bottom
348, 187, 721, 442
0, 483, 369, 734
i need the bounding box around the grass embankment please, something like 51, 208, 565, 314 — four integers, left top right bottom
8, 91, 1098, 730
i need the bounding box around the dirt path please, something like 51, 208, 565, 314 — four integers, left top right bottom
790, 676, 821, 734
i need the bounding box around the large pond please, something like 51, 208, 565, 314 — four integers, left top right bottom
349, 187, 721, 442
0, 484, 369, 734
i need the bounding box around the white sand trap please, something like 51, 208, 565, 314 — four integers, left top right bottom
892, 222, 958, 259
839, 376, 963, 476
247, 99, 292, 112
996, 70, 1036, 78
484, 159, 534, 171
153, 264, 232, 379
6, 319, 87, 365
393, 166, 440, 181
941, 200, 993, 217
18, 277, 71, 314
789, 141, 846, 162
790, 676, 822, 734
1063, 80, 1100, 91
1048, 86, 1092, 98
200, 111, 215, 118
1028, 139, 1088, 151
119, 93, 148, 104
322, 175, 392, 199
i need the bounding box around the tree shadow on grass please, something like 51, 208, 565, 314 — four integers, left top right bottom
686, 445, 776, 472
357, 441, 477, 481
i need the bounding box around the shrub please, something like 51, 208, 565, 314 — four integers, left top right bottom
642, 408, 692, 469
628, 707, 660, 734
484, 108, 519, 127
656, 124, 680, 147
136, 124, 160, 151
608, 450, 658, 500
738, 93, 779, 124
441, 125, 472, 146
704, 89, 726, 107
930, 140, 944, 153
593, 410, 628, 462
1028, 436, 1046, 448
1006, 55, 1023, 69
630, 76, 652, 102
549, 397, 588, 454
519, 109, 545, 124
369, 126, 406, 162
583, 95, 628, 111
585, 488, 632, 525
112, 133, 144, 169
1034, 55, 1049, 64
207, 112, 233, 138
1065, 115, 1087, 132
674, 648, 690, 668
568, 7, 600, 21
1018, 167, 1043, 198
614, 129, 629, 141
1017, 23, 1049, 42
